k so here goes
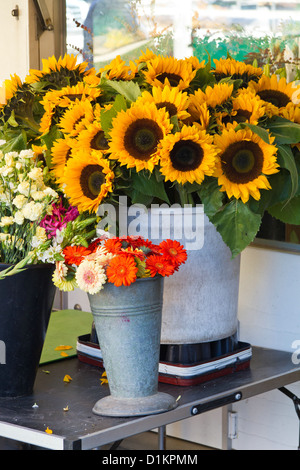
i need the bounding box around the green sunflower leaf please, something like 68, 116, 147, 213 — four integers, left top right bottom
239, 122, 271, 144
276, 144, 298, 200
197, 177, 224, 218
105, 80, 142, 103
0, 133, 27, 153
266, 116, 300, 145
211, 199, 262, 258
100, 94, 128, 137
268, 195, 300, 225
130, 171, 170, 205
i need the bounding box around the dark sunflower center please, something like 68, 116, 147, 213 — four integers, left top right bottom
170, 140, 204, 172
124, 118, 163, 160
214, 72, 260, 88
257, 89, 291, 108
156, 72, 182, 87
42, 69, 86, 89
221, 141, 263, 183
64, 94, 83, 101
156, 101, 178, 117
80, 164, 105, 200
232, 109, 252, 123
90, 131, 109, 151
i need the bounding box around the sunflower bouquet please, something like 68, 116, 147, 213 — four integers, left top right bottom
1, 51, 300, 260
57, 235, 187, 295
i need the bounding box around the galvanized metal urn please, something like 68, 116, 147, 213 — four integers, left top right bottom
88, 276, 177, 417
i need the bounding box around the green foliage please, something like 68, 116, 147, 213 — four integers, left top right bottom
210, 200, 262, 258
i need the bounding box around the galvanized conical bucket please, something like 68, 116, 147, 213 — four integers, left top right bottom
88, 276, 177, 417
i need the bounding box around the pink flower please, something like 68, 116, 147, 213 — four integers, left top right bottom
40, 199, 79, 238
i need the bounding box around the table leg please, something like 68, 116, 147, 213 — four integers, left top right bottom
158, 426, 166, 450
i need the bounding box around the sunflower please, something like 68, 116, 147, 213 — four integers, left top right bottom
184, 100, 211, 130
202, 82, 234, 109
0, 75, 35, 122
214, 127, 279, 203
213, 57, 263, 86
143, 56, 196, 90
40, 81, 101, 110
159, 124, 217, 184
98, 55, 137, 80
136, 86, 190, 120
58, 100, 95, 137
108, 102, 172, 172
39, 100, 55, 135
136, 49, 160, 64
185, 56, 206, 71
77, 121, 110, 154
217, 89, 266, 129
146, 254, 175, 277
25, 54, 91, 87
248, 74, 300, 117
51, 138, 75, 181
2, 74, 22, 103
61, 150, 114, 213
106, 254, 138, 286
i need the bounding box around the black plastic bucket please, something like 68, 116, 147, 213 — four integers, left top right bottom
0, 263, 56, 397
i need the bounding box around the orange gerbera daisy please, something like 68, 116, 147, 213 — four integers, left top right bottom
125, 236, 156, 252
63, 245, 91, 266
104, 237, 123, 254
106, 254, 138, 286
158, 239, 187, 266
146, 255, 175, 277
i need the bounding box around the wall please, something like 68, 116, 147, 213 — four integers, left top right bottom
232, 245, 300, 450
0, 0, 33, 82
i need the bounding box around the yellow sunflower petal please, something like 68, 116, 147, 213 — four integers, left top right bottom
143, 56, 196, 90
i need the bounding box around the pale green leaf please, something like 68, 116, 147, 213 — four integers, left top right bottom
105, 80, 142, 102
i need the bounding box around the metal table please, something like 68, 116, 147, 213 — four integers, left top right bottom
0, 346, 299, 450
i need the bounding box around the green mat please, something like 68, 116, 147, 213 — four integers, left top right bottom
40, 309, 93, 364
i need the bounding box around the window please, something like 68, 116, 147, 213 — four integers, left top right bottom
66, 0, 300, 76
